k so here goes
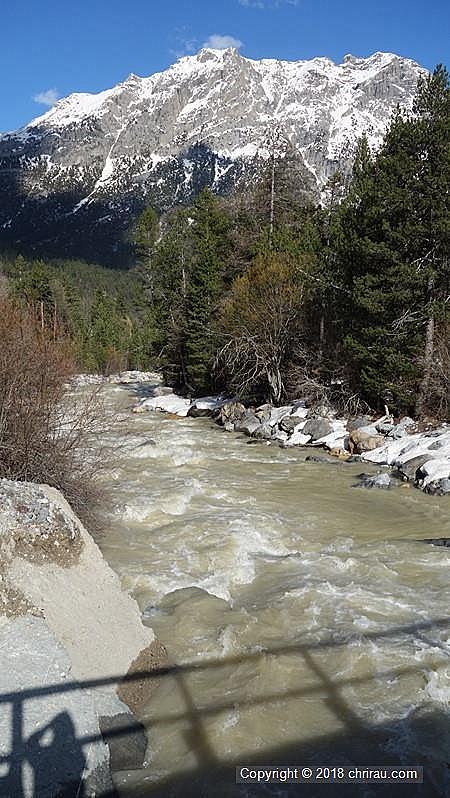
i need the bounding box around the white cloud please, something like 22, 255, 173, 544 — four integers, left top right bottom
202, 34, 244, 50
33, 88, 60, 107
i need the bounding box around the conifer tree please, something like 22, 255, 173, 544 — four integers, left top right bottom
183, 189, 230, 393
338, 66, 449, 415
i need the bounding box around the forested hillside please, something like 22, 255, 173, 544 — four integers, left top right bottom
1, 66, 448, 419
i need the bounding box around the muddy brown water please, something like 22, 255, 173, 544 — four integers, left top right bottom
94, 386, 450, 797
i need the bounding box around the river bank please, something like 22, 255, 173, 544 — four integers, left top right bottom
130, 378, 450, 498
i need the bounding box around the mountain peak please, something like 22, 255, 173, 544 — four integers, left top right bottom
0, 49, 426, 264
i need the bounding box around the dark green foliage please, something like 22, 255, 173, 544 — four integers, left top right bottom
131, 207, 159, 267
144, 190, 230, 393
183, 189, 230, 393
336, 66, 449, 414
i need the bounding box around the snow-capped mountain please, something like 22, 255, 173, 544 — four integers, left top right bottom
0, 48, 425, 265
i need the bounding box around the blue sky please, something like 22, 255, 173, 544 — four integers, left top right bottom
2, 0, 449, 132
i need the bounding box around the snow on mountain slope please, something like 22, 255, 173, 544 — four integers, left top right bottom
0, 48, 425, 264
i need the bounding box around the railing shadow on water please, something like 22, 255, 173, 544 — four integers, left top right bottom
1, 616, 449, 798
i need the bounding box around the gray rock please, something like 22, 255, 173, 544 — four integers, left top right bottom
396, 455, 431, 482
252, 422, 274, 440
267, 405, 294, 427
0, 617, 112, 798
187, 406, 212, 418
234, 412, 261, 437
376, 421, 395, 435
347, 415, 372, 433
302, 417, 333, 441
280, 416, 298, 433
255, 404, 272, 422
291, 400, 308, 411
353, 472, 391, 489
419, 538, 450, 547
388, 416, 416, 439
215, 400, 246, 428
424, 478, 450, 496
99, 712, 147, 771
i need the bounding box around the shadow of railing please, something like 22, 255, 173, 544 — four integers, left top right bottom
0, 616, 449, 797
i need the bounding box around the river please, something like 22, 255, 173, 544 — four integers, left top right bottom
95, 385, 450, 797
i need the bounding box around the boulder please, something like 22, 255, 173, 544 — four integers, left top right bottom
376, 420, 395, 435
302, 417, 333, 441
0, 479, 165, 793
0, 617, 113, 798
390, 416, 416, 438
308, 401, 336, 420
252, 422, 274, 440
348, 428, 385, 455
267, 405, 294, 427
215, 400, 246, 428
347, 415, 372, 433
417, 457, 450, 489
280, 416, 298, 433
188, 396, 230, 418
234, 411, 261, 437
280, 408, 308, 431
396, 455, 431, 482
424, 478, 450, 496
255, 404, 272, 422
353, 472, 392, 490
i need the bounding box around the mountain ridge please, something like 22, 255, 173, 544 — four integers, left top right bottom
0, 48, 426, 265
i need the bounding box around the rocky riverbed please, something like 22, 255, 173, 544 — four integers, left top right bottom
133, 382, 450, 497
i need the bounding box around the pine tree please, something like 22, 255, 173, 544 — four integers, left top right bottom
338, 66, 449, 415
183, 189, 230, 393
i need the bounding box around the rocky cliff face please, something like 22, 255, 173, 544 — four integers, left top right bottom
0, 48, 425, 265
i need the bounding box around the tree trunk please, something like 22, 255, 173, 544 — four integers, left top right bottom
268, 364, 282, 405
318, 311, 325, 361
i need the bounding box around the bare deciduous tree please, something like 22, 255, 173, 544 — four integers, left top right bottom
217, 253, 306, 403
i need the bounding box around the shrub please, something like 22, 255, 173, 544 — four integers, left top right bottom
0, 298, 107, 522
